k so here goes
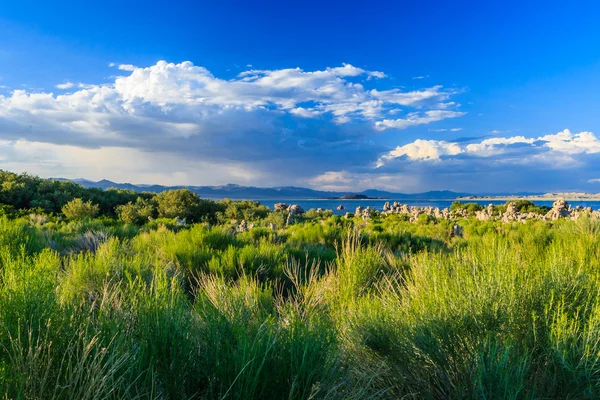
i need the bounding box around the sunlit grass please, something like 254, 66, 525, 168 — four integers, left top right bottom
1, 215, 600, 398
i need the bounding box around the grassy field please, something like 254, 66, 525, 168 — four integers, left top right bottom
1, 208, 600, 399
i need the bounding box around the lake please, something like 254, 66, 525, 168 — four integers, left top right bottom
255, 199, 600, 215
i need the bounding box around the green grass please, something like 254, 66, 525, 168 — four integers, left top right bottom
1, 213, 600, 399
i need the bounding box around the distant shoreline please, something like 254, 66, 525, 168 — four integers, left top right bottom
318, 197, 389, 200
458, 195, 600, 201
318, 194, 387, 200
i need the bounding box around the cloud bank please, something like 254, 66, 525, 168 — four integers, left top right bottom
0, 60, 465, 186
376, 129, 600, 165
329, 129, 600, 192
0, 60, 598, 192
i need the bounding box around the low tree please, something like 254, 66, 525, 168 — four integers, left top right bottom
62, 198, 99, 220
219, 199, 270, 221
155, 189, 202, 221
450, 201, 483, 215
116, 197, 156, 224
511, 200, 551, 215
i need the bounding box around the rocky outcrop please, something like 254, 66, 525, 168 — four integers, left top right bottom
285, 204, 305, 226
501, 202, 520, 223
360, 207, 375, 220
277, 198, 600, 224
499, 202, 547, 223
381, 202, 452, 221
274, 203, 289, 211
545, 199, 570, 220
350, 206, 379, 220
433, 207, 446, 219
569, 206, 600, 220
451, 224, 463, 237
236, 220, 255, 233
289, 204, 305, 215
476, 204, 495, 221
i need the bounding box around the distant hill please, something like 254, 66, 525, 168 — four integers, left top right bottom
320, 193, 384, 200
51, 178, 472, 200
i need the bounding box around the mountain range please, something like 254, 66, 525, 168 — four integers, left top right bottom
53, 178, 545, 200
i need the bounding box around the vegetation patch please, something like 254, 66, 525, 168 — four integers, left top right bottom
0, 170, 599, 398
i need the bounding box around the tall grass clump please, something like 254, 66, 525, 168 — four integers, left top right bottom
0, 217, 46, 255
0, 249, 141, 399
342, 217, 600, 399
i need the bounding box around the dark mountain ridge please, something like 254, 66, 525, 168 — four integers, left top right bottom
52, 178, 545, 200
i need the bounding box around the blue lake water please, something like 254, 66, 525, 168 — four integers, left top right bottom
255, 199, 600, 216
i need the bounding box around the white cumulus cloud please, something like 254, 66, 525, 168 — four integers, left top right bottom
539, 129, 600, 154
465, 136, 535, 156
375, 110, 466, 131
376, 139, 463, 166
429, 127, 462, 132
117, 64, 137, 71
376, 129, 600, 167
55, 82, 75, 89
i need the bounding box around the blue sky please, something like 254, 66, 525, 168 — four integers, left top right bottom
1, 1, 600, 192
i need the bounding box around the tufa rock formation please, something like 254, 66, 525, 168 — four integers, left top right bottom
286, 204, 305, 226
289, 204, 305, 215
476, 204, 495, 221
274, 203, 289, 211
236, 219, 254, 233
545, 199, 570, 220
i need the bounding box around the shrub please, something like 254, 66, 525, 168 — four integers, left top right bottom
0, 203, 15, 216
416, 212, 436, 225
116, 197, 156, 224
512, 199, 551, 214
450, 201, 484, 215
28, 213, 48, 226
261, 210, 286, 229
303, 208, 334, 220
61, 198, 99, 220
218, 199, 270, 222
155, 189, 202, 221
197, 199, 227, 223
71, 230, 111, 254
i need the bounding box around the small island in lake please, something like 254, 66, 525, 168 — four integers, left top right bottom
320, 193, 387, 200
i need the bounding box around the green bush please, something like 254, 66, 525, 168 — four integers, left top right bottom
61, 198, 99, 220
450, 200, 484, 214
116, 197, 156, 224
511, 199, 551, 214
154, 189, 217, 222
218, 199, 270, 222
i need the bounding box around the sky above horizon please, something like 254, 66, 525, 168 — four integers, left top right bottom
1, 1, 600, 193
